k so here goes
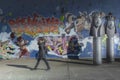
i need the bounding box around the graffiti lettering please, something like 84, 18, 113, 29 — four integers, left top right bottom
8, 13, 63, 36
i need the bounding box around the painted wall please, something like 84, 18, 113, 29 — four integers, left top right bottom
0, 0, 120, 59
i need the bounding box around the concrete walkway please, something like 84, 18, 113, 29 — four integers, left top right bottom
0, 58, 120, 80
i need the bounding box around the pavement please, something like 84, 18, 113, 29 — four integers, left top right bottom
0, 58, 120, 80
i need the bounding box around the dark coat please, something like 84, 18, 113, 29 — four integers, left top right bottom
37, 41, 47, 58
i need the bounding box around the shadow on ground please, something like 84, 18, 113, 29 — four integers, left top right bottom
48, 58, 94, 66
6, 64, 49, 71
6, 64, 33, 70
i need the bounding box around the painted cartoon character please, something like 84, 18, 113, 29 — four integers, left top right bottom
64, 12, 92, 39
89, 12, 105, 37
16, 36, 29, 58
105, 12, 117, 62
67, 36, 82, 59
64, 13, 76, 34
89, 11, 105, 65
105, 13, 117, 38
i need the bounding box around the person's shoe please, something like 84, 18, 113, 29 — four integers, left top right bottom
46, 67, 50, 71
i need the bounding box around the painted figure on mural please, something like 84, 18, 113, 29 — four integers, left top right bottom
105, 12, 117, 38
33, 37, 50, 70
9, 32, 21, 58
105, 12, 117, 62
89, 11, 105, 37
16, 36, 29, 58
10, 32, 17, 43
89, 11, 105, 65
64, 12, 92, 39
64, 13, 76, 34
67, 35, 83, 59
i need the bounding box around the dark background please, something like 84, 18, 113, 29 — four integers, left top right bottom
0, 0, 119, 19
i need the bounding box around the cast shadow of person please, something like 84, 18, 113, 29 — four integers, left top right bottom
6, 64, 48, 71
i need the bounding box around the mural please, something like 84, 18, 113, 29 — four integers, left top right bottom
0, 11, 92, 59
0, 0, 120, 59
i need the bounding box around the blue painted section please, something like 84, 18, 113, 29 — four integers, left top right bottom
0, 23, 11, 33
22, 33, 34, 44
81, 30, 90, 38
80, 42, 93, 57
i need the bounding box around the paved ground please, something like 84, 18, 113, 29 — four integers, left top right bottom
0, 58, 120, 80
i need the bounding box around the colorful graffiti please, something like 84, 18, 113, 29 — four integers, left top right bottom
8, 13, 64, 37
45, 35, 68, 55
1, 9, 120, 59
0, 40, 16, 59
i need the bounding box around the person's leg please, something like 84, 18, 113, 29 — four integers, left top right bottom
34, 58, 41, 69
43, 58, 50, 70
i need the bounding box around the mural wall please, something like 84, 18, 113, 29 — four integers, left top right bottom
0, 0, 120, 59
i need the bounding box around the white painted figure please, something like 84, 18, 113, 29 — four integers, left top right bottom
105, 13, 117, 62
89, 11, 105, 65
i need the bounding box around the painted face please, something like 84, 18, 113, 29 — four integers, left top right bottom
106, 16, 115, 29
94, 15, 102, 27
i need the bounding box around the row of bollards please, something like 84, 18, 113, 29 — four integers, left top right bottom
93, 37, 114, 65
